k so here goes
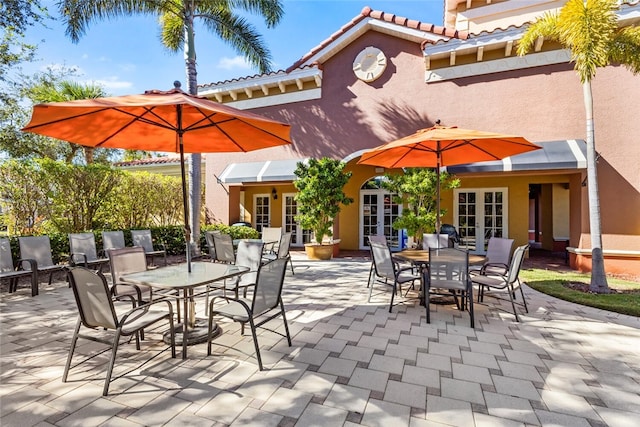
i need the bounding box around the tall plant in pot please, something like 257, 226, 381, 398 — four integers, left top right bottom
294, 158, 353, 259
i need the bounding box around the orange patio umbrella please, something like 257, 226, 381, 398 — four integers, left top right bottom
22, 86, 292, 270
357, 125, 541, 233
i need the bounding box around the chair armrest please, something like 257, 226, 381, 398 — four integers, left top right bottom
69, 252, 88, 267
16, 258, 37, 272
118, 299, 174, 325
480, 263, 509, 276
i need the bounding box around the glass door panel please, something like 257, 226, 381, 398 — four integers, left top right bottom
254, 194, 270, 234
455, 188, 508, 255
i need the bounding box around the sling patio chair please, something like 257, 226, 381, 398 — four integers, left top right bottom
207, 256, 291, 371
426, 247, 474, 328
368, 240, 421, 312
63, 266, 176, 396
422, 233, 449, 250
131, 229, 167, 266
471, 237, 514, 276
262, 232, 295, 275
204, 230, 220, 260
69, 232, 109, 272
102, 230, 126, 253
470, 244, 529, 322
1, 237, 38, 296
212, 232, 236, 264
18, 235, 66, 295
260, 226, 282, 254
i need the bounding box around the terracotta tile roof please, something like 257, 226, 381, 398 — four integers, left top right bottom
199, 64, 320, 89
286, 6, 468, 72
115, 157, 181, 167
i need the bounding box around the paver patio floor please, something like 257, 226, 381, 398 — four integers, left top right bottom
2, 252, 639, 426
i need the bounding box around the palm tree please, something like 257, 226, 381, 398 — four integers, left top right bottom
28, 79, 107, 164
57, 0, 284, 250
517, 0, 640, 293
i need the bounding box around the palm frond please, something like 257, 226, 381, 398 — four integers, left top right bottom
516, 12, 560, 56
224, 0, 284, 28
159, 11, 184, 52
199, 9, 273, 73
608, 26, 640, 74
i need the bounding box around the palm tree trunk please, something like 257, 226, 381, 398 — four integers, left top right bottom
583, 81, 609, 293
185, 20, 201, 255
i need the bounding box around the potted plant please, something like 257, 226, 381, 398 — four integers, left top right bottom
294, 157, 353, 260
382, 168, 459, 248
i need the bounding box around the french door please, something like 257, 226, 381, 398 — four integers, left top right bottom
283, 193, 311, 247
254, 194, 271, 234
454, 188, 508, 254
360, 189, 402, 250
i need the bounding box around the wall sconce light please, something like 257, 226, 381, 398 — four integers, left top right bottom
272, 188, 278, 200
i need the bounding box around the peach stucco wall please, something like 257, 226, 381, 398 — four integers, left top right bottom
204, 30, 640, 260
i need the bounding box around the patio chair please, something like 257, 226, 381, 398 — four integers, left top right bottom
63, 266, 176, 396
107, 246, 153, 307
422, 233, 449, 250
207, 256, 291, 370
69, 233, 109, 272
213, 232, 235, 264
472, 237, 514, 275
102, 231, 126, 252
204, 230, 220, 260
470, 244, 529, 322
18, 236, 66, 295
205, 240, 265, 313
366, 235, 389, 288
1, 237, 38, 296
426, 247, 474, 328
131, 229, 167, 266
261, 226, 282, 254
262, 232, 295, 275
368, 240, 421, 312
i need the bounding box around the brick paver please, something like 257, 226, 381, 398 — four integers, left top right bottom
1, 252, 639, 426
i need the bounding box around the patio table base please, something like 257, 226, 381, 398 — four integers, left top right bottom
163, 319, 222, 346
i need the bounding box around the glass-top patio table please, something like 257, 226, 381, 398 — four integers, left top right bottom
394, 249, 485, 306
121, 261, 249, 359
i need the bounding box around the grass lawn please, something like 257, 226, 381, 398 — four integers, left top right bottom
520, 268, 640, 317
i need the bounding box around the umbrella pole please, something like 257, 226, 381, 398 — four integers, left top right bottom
436, 145, 441, 235
179, 136, 192, 273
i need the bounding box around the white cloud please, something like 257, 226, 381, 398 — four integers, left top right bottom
119, 63, 137, 72
90, 77, 133, 91
217, 56, 251, 70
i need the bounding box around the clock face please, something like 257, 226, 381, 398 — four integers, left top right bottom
353, 46, 387, 83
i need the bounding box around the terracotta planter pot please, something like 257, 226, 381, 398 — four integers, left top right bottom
304, 243, 338, 260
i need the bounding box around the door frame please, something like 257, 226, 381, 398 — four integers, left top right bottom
453, 187, 509, 255
253, 193, 271, 234
359, 188, 402, 251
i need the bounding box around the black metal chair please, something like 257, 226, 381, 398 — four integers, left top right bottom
426, 247, 474, 328
63, 267, 175, 395
207, 257, 291, 370
471, 244, 529, 322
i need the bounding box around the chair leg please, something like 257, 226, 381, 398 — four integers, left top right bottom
367, 262, 374, 288
30, 272, 38, 297
518, 280, 529, 313
62, 319, 82, 382
467, 285, 475, 328
280, 300, 292, 346
288, 257, 295, 275
103, 330, 122, 396
168, 312, 176, 359
389, 281, 397, 313
247, 317, 263, 370
425, 285, 431, 323
506, 283, 520, 322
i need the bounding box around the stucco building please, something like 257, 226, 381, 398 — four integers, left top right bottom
199, 1, 640, 276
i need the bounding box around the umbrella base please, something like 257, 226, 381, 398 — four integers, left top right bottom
164, 319, 222, 346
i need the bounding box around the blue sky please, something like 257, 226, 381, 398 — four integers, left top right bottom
23, 1, 444, 96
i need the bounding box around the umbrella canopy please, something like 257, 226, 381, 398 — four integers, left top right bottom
357, 125, 541, 233
22, 87, 292, 270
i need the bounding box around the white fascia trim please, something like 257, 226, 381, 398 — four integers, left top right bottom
223, 87, 322, 109
298, 19, 448, 68
425, 26, 523, 57
567, 247, 640, 258
425, 49, 571, 82
460, 0, 561, 22
198, 67, 322, 96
